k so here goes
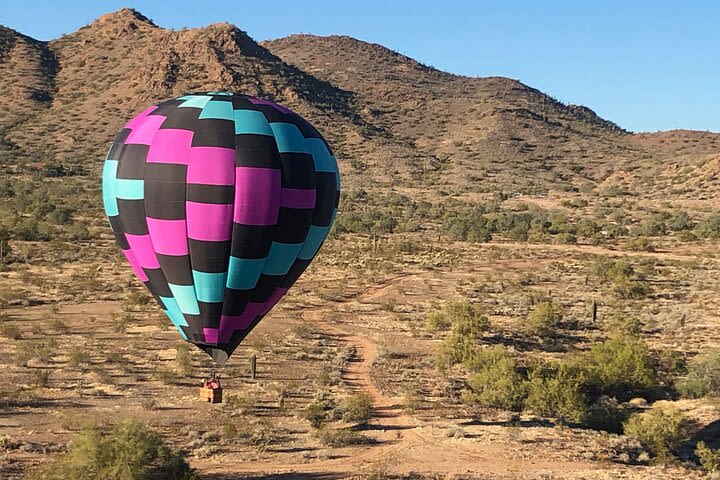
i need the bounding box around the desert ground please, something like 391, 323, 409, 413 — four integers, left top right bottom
2, 189, 719, 479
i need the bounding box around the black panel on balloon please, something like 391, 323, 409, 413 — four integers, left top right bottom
279, 153, 316, 189
234, 134, 282, 169
191, 119, 235, 148
188, 239, 231, 273
144, 268, 173, 298
116, 144, 150, 179
158, 106, 201, 129
274, 207, 314, 244
186, 184, 233, 204
229, 224, 274, 259
108, 129, 131, 159
156, 253, 194, 286
314, 172, 338, 226
117, 199, 148, 235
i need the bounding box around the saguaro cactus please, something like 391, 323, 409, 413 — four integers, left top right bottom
250, 353, 257, 380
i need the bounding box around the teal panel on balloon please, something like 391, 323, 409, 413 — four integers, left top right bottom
269, 123, 310, 153
168, 283, 200, 315
233, 110, 274, 136
192, 270, 227, 303
102, 160, 119, 216
262, 242, 303, 276
227, 257, 265, 290
199, 101, 234, 121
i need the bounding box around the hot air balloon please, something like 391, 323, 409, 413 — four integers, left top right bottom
102, 92, 340, 367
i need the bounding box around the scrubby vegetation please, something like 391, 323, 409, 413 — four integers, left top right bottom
623, 406, 687, 464
23, 420, 197, 480
677, 349, 720, 398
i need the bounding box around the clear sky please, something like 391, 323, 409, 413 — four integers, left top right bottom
1, 1, 718, 133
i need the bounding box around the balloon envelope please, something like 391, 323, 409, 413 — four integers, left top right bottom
102, 92, 340, 364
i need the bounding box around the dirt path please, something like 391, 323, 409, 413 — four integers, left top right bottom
196, 275, 604, 479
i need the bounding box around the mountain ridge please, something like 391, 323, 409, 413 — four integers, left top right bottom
0, 8, 718, 198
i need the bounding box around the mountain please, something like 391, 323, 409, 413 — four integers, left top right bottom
0, 8, 718, 200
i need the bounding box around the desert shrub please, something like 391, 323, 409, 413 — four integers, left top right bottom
434, 333, 477, 371
31, 369, 50, 388
637, 215, 667, 237
623, 405, 687, 464
444, 206, 491, 242
669, 211, 694, 231
447, 301, 490, 337
612, 278, 650, 299
67, 347, 90, 367
584, 396, 629, 433
175, 343, 193, 376
677, 349, 720, 398
424, 311, 451, 333
627, 236, 655, 252
525, 300, 563, 337
302, 392, 336, 429
696, 441, 720, 473
314, 427, 369, 447
524, 361, 587, 423
425, 301, 489, 336
23, 420, 197, 480
224, 392, 255, 413
585, 334, 658, 401
697, 212, 720, 238
464, 346, 526, 411
607, 311, 644, 336
338, 393, 373, 424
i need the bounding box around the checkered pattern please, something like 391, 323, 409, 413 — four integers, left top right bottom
102, 92, 340, 364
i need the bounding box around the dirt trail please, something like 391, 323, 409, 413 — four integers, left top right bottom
197, 276, 603, 479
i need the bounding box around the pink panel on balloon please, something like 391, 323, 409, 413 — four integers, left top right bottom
247, 96, 294, 115
146, 218, 188, 256
124, 233, 161, 269
186, 202, 233, 241
124, 105, 158, 130
187, 147, 235, 185
146, 129, 194, 164
203, 327, 219, 345
122, 248, 149, 282
234, 167, 281, 225
218, 302, 265, 342
125, 114, 166, 145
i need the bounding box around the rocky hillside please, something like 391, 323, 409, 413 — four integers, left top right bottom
0, 8, 718, 199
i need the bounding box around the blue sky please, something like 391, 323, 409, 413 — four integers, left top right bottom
1, 1, 718, 132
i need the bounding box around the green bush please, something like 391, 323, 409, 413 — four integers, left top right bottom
525, 300, 563, 337
23, 420, 197, 480
669, 211, 694, 231
627, 236, 655, 252
697, 212, 720, 238
302, 392, 336, 429
444, 206, 492, 242
448, 302, 490, 337
677, 349, 720, 398
434, 333, 477, 370
338, 393, 373, 425
425, 301, 489, 337
524, 361, 587, 423
585, 334, 658, 401
584, 396, 629, 433
424, 311, 451, 333
696, 441, 720, 473
314, 427, 369, 447
623, 405, 687, 464
464, 346, 526, 411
